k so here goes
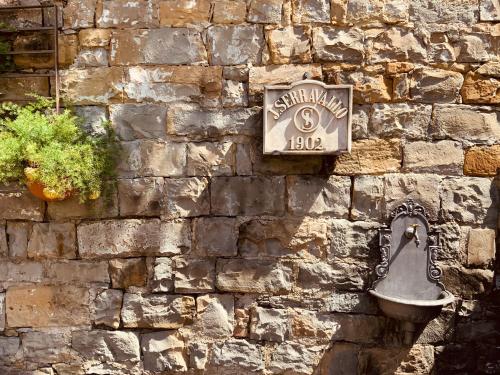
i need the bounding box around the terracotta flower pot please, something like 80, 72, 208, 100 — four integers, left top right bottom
26, 180, 72, 202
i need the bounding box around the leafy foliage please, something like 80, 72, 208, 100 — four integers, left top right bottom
0, 96, 119, 201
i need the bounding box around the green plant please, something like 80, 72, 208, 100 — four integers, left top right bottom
0, 96, 119, 202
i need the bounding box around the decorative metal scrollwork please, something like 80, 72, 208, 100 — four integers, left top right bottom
390, 198, 427, 218
375, 230, 391, 278
427, 230, 443, 282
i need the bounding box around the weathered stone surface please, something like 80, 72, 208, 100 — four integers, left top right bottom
121, 293, 195, 328
72, 330, 140, 362
384, 173, 441, 221
110, 104, 167, 141
0, 337, 20, 359
96, 0, 157, 28
189, 342, 209, 370
268, 26, 312, 64
248, 0, 283, 23
329, 220, 378, 260
287, 175, 351, 217
369, 103, 432, 140
22, 331, 74, 363
222, 80, 249, 107
441, 177, 498, 226
79, 29, 112, 48
109, 258, 147, 288
118, 140, 186, 178
111, 29, 206, 65
74, 106, 109, 136
351, 176, 384, 221
211, 339, 264, 371
141, 331, 187, 372
480, 0, 500, 20
369, 28, 427, 63
269, 341, 323, 374
194, 294, 234, 338
92, 289, 123, 329
334, 139, 401, 175
403, 141, 464, 175
187, 142, 236, 176
292, 0, 331, 23
0, 261, 43, 283
27, 223, 77, 259
207, 25, 264, 65
239, 217, 329, 258
212, 0, 247, 24
331, 67, 392, 103
234, 308, 250, 338
159, 0, 211, 26
411, 68, 464, 103
118, 178, 163, 217
312, 27, 364, 63
456, 33, 493, 63
211, 176, 286, 216
216, 259, 293, 294
75, 48, 108, 68
250, 307, 289, 342
193, 217, 238, 256
0, 190, 45, 221
63, 0, 96, 29
409, 0, 478, 32
47, 192, 119, 220
46, 261, 110, 284
467, 228, 496, 267
151, 257, 174, 292
431, 105, 500, 143
298, 261, 368, 291
318, 343, 360, 375
160, 220, 192, 255
6, 286, 89, 327
60, 67, 124, 104
464, 145, 500, 176
0, 293, 4, 331
0, 76, 49, 102
461, 72, 500, 104
174, 258, 215, 293
6, 222, 30, 258
163, 178, 210, 218
78, 219, 161, 259
359, 345, 435, 374
167, 106, 261, 139
323, 293, 378, 314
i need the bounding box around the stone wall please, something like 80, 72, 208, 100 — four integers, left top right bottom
0, 0, 499, 374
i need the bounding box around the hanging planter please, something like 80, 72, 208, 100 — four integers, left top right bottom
0, 96, 118, 202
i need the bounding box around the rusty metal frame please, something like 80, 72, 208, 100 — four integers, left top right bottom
0, 3, 60, 112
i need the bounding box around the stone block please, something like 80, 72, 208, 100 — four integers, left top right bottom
287, 175, 351, 217
187, 142, 236, 176
290, 310, 340, 341
92, 289, 123, 329
333, 314, 385, 343
369, 27, 427, 63
369, 103, 432, 140
46, 261, 110, 284
441, 177, 498, 226
211, 176, 286, 216
239, 217, 329, 258
22, 331, 73, 363
160, 220, 192, 255
63, 0, 96, 29
109, 258, 147, 289
222, 80, 249, 107
111, 28, 206, 65
189, 342, 209, 370
467, 228, 496, 267
72, 330, 140, 362
329, 220, 378, 260
461, 72, 500, 104
334, 139, 401, 175
96, 0, 157, 28
74, 48, 108, 68
456, 33, 493, 63
194, 294, 235, 338
79, 29, 112, 47
174, 258, 215, 293
118, 178, 163, 217
74, 106, 109, 136
0, 77, 49, 103
403, 141, 464, 175
292, 0, 331, 23
464, 145, 500, 177
318, 343, 360, 375
168, 106, 260, 139
6, 222, 30, 258
0, 293, 4, 331
121, 293, 195, 328
207, 25, 264, 65
118, 140, 186, 178
430, 104, 500, 143
268, 341, 323, 374
47, 192, 119, 220
141, 331, 187, 372
216, 259, 293, 294
6, 286, 90, 327
410, 68, 464, 103
151, 257, 174, 292
211, 339, 264, 371
234, 308, 250, 338
193, 217, 238, 257
267, 26, 312, 64
159, 0, 211, 26
212, 0, 247, 24
250, 307, 289, 342
248, 0, 283, 23
78, 219, 161, 259
0, 337, 20, 359
298, 260, 368, 291
323, 293, 378, 314
0, 191, 45, 221
0, 261, 43, 283
27, 223, 77, 259
358, 345, 434, 374
330, 66, 392, 103
312, 27, 364, 63
409, 0, 477, 33
480, 0, 500, 20
163, 178, 210, 219
110, 104, 168, 141
351, 175, 384, 221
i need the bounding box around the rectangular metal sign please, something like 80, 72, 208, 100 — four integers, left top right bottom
263, 80, 353, 155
